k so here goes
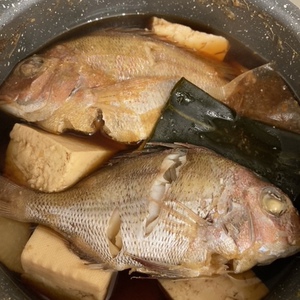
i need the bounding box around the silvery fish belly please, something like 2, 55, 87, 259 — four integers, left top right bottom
0, 145, 299, 278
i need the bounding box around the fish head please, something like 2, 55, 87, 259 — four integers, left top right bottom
0, 45, 86, 121
232, 185, 300, 273
0, 44, 105, 122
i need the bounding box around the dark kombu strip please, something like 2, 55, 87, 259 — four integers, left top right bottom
149, 78, 300, 201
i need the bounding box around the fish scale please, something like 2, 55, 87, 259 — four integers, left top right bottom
0, 145, 299, 278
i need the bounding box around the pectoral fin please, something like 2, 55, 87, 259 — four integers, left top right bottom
128, 255, 201, 278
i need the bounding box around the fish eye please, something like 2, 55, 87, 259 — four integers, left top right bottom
17, 56, 45, 78
261, 187, 287, 217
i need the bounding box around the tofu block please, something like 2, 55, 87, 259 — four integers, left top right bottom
21, 225, 115, 300
159, 271, 268, 300
5, 123, 118, 192
151, 17, 229, 61
0, 217, 31, 273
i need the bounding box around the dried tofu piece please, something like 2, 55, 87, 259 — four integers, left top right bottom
159, 271, 268, 300
0, 217, 31, 273
21, 225, 115, 300
151, 17, 229, 61
5, 123, 118, 192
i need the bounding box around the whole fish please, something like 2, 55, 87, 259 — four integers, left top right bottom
0, 145, 299, 278
0, 29, 238, 143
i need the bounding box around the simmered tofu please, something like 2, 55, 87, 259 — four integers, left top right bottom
151, 17, 229, 61
5, 123, 118, 192
21, 226, 116, 300
0, 217, 31, 273
159, 271, 268, 300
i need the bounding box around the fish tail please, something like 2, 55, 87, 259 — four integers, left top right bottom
0, 175, 29, 222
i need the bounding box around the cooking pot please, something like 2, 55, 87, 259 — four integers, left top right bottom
0, 0, 299, 299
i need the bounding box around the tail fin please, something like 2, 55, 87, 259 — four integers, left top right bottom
0, 175, 29, 222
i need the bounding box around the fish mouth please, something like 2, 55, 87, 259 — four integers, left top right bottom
257, 232, 300, 266
232, 243, 300, 273
231, 220, 300, 273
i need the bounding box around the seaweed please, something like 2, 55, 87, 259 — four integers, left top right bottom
149, 78, 300, 201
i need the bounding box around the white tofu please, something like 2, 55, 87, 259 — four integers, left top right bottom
151, 17, 229, 61
5, 123, 118, 192
21, 226, 116, 300
159, 271, 268, 300
0, 217, 31, 273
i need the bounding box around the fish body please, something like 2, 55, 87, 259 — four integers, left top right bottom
0, 30, 237, 142
0, 145, 299, 278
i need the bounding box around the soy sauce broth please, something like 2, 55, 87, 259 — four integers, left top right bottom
0, 14, 298, 300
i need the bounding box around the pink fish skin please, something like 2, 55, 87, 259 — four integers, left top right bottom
0, 145, 299, 278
